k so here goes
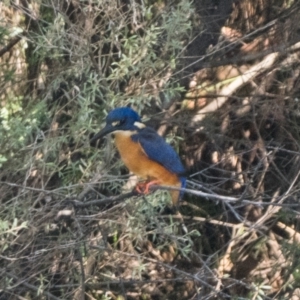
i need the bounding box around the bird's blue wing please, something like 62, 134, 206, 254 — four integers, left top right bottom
131, 127, 185, 176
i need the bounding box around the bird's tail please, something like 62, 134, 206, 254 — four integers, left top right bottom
179, 177, 186, 200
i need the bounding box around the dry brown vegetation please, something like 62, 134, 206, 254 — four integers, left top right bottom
1, 0, 300, 299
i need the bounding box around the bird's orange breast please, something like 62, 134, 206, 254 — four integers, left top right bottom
113, 132, 180, 187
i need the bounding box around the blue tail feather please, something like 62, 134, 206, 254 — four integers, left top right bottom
179, 177, 186, 200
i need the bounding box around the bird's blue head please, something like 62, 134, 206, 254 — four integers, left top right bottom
91, 107, 142, 142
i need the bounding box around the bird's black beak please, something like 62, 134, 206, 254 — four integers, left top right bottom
90, 124, 115, 144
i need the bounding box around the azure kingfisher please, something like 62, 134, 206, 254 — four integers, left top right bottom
91, 107, 186, 208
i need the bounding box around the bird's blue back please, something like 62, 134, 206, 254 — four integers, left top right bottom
131, 127, 186, 192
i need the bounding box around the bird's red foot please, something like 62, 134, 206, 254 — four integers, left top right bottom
135, 180, 160, 194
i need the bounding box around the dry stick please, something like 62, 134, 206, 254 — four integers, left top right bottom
191, 41, 300, 124
73, 219, 86, 300
66, 191, 138, 208
191, 52, 278, 123
161, 212, 240, 229
2, 179, 298, 209
152, 185, 299, 208
3, 271, 60, 300
0, 35, 24, 57
251, 170, 300, 230
0, 181, 62, 195
2, 180, 297, 210
276, 222, 300, 244
65, 183, 298, 210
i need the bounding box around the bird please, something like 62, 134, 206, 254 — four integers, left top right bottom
91, 107, 186, 208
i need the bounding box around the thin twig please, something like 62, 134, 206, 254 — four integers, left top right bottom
63, 191, 138, 208
3, 272, 61, 300
60, 182, 300, 210
150, 185, 300, 208
0, 35, 24, 57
